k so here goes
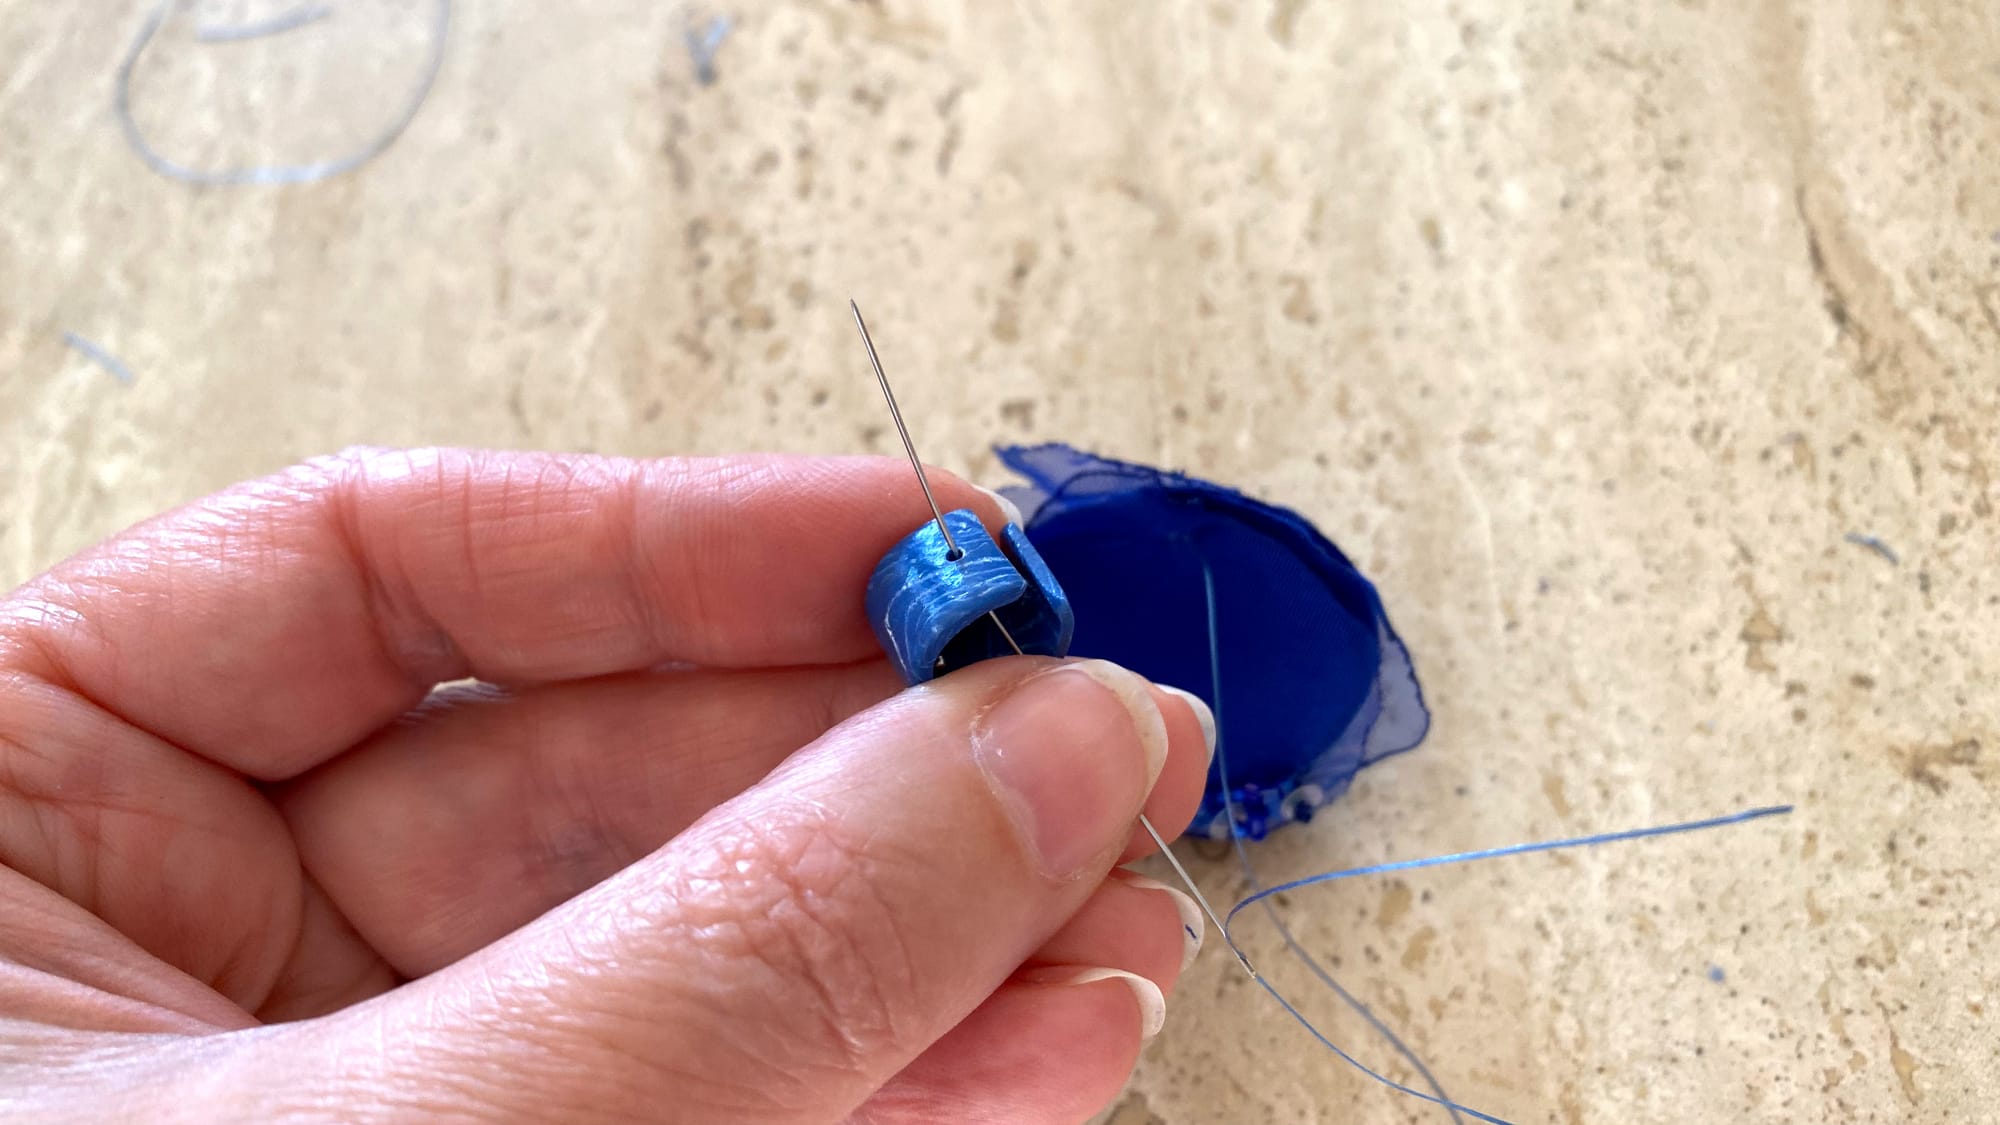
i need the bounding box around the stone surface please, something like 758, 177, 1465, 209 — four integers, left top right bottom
3, 2, 1996, 1122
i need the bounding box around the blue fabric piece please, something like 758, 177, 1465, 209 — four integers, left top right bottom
997, 444, 1429, 840
866, 509, 1074, 685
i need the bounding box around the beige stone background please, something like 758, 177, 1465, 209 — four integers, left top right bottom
3, 1, 1996, 1122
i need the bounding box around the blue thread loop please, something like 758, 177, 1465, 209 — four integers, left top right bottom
1225, 803, 1795, 1125
866, 510, 1074, 685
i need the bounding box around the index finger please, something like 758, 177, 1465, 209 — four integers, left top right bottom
0, 448, 1011, 780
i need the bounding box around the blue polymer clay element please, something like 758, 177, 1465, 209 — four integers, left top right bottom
997, 444, 1429, 841
866, 509, 1074, 685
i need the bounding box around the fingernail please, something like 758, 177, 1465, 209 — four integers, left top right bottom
976, 661, 1168, 878
1019, 965, 1168, 1040
1119, 872, 1205, 971
1068, 660, 1170, 789
975, 484, 1026, 527
1157, 685, 1216, 771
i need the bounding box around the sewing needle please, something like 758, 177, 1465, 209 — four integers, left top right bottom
851, 299, 1257, 979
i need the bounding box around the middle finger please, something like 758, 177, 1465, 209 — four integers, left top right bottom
280, 660, 1212, 981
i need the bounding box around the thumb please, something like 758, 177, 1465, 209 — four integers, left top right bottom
319, 658, 1176, 1123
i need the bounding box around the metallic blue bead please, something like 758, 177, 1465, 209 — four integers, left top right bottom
866, 509, 1074, 686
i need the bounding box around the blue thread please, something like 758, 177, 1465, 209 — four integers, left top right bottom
1198, 547, 1794, 1123
195, 3, 331, 43
62, 332, 136, 384
116, 0, 451, 186
1225, 801, 1793, 1124
1225, 805, 1795, 929
1222, 803, 1794, 1125
1844, 532, 1899, 565
1248, 979, 1519, 1125
1202, 554, 1466, 1124
684, 15, 734, 86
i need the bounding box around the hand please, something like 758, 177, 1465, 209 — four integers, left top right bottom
0, 449, 1213, 1125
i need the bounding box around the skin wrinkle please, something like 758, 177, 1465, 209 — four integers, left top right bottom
319, 452, 469, 697
769, 831, 901, 1079
0, 1023, 183, 1095
407, 921, 716, 1124
146, 805, 297, 1008
351, 448, 478, 685
525, 709, 640, 909
0, 688, 113, 911
491, 456, 603, 640
544, 460, 652, 670
0, 878, 254, 1033
284, 814, 383, 976
656, 810, 914, 1112
618, 464, 678, 668
0, 712, 65, 836
284, 702, 542, 977
549, 729, 625, 892
671, 457, 854, 662
528, 997, 699, 1116
0, 662, 314, 1008
637, 457, 751, 655
255, 876, 383, 1022
630, 675, 777, 796
834, 820, 923, 1079
4, 587, 114, 707
718, 832, 870, 1079
664, 467, 735, 665
335, 1025, 527, 1125
353, 451, 649, 683
446, 454, 488, 654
